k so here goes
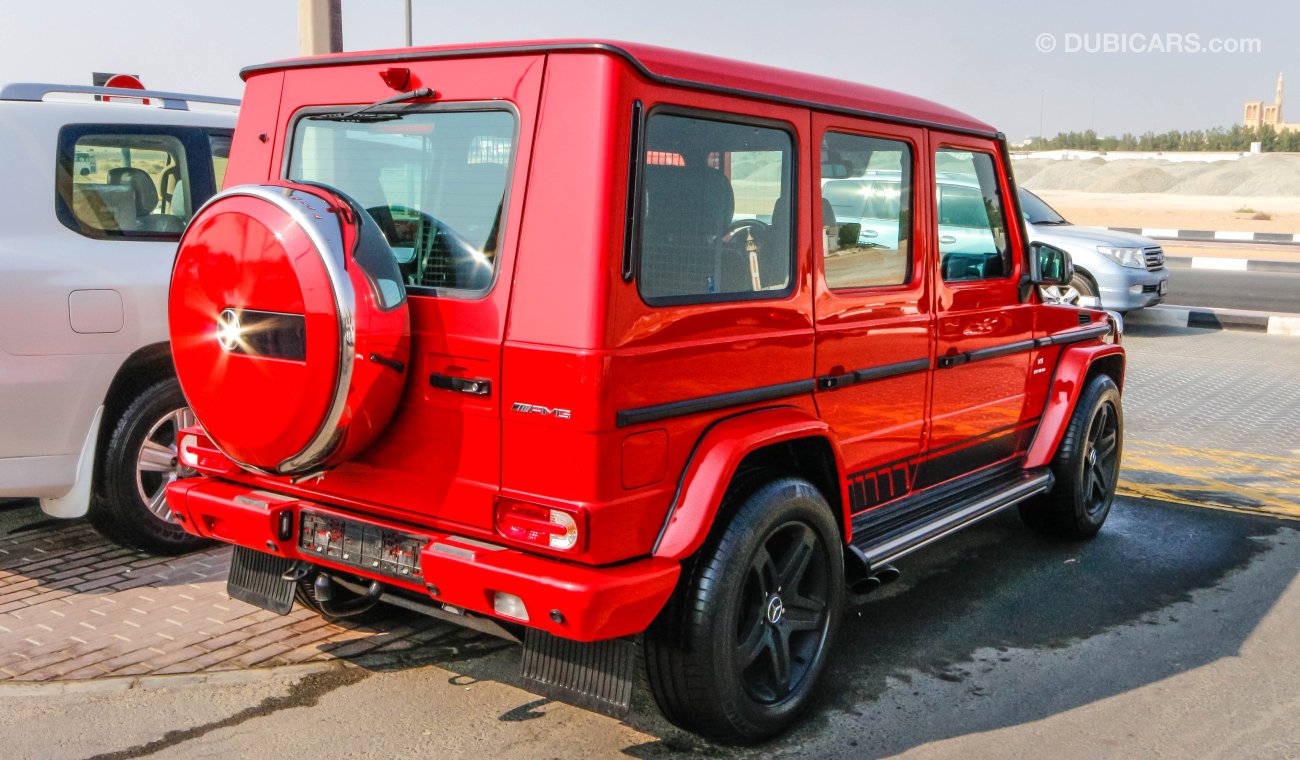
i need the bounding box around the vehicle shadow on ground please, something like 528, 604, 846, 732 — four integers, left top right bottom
611, 498, 1297, 757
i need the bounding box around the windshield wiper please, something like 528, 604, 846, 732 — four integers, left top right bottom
309, 87, 436, 123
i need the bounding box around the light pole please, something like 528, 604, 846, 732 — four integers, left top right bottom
405, 0, 412, 47
298, 0, 342, 55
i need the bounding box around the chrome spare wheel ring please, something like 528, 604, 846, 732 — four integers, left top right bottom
135, 407, 198, 523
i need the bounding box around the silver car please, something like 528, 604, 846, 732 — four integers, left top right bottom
0, 82, 237, 553
1019, 189, 1169, 312
825, 172, 1170, 312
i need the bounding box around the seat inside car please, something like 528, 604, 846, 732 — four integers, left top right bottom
108, 167, 185, 233
640, 163, 735, 297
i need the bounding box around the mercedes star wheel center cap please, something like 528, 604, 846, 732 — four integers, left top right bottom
766, 595, 785, 624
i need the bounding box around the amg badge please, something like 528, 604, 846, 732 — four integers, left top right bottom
512, 402, 572, 419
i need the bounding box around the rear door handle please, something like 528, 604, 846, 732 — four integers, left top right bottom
940, 235, 957, 244
429, 373, 491, 396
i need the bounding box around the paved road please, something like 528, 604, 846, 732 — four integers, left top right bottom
1163, 267, 1300, 314
1, 498, 1294, 759
1117, 323, 1300, 516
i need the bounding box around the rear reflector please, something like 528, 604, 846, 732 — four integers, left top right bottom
493, 591, 529, 621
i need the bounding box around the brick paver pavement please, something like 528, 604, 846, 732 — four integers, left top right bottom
1118, 325, 1300, 518
0, 518, 456, 682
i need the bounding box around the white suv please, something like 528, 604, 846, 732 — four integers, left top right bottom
0, 83, 237, 553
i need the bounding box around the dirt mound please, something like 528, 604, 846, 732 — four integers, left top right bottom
1014, 153, 1300, 198
1018, 160, 1096, 191
1087, 165, 1177, 193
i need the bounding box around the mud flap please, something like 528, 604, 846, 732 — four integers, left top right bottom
519, 629, 635, 718
227, 546, 297, 615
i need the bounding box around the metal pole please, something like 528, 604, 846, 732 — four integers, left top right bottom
404, 0, 412, 47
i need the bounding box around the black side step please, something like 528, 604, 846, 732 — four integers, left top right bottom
851, 465, 1053, 571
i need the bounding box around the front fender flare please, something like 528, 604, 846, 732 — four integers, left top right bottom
1025, 343, 1125, 469
652, 407, 847, 561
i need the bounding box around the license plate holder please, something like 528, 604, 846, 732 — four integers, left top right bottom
1158, 279, 1169, 295
299, 510, 425, 580
227, 545, 297, 615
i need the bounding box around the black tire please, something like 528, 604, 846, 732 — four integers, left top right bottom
89, 376, 211, 555
644, 477, 844, 744
1069, 270, 1102, 309
1020, 373, 1123, 539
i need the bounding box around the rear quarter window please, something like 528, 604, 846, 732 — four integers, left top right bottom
633, 111, 796, 305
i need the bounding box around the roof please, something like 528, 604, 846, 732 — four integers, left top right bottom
0, 83, 239, 111
240, 40, 997, 138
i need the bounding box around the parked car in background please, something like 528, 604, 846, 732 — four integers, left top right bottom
824, 173, 1169, 312
0, 82, 237, 553
1019, 188, 1169, 312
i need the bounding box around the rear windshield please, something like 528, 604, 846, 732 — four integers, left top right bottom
287, 107, 517, 296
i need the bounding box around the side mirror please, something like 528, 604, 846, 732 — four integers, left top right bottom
1031, 242, 1074, 286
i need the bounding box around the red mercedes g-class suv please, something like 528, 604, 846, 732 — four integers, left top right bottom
165, 40, 1123, 743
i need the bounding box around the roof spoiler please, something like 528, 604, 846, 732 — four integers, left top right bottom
0, 83, 239, 111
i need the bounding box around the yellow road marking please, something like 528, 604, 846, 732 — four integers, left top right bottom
1126, 440, 1300, 466
1119, 438, 1300, 520
1117, 484, 1300, 522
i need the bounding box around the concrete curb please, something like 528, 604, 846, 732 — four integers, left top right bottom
0, 641, 471, 697
0, 660, 348, 697
1109, 227, 1300, 247
1163, 256, 1300, 274
1128, 305, 1300, 336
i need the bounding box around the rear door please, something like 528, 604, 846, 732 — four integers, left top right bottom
921, 136, 1036, 489
278, 56, 546, 531
812, 117, 932, 512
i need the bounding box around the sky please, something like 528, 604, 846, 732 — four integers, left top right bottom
1, 0, 1294, 139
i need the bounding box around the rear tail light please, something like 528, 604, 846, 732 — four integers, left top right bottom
495, 500, 581, 552
177, 429, 234, 474
178, 433, 201, 469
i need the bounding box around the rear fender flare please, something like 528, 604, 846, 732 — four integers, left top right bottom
652, 407, 847, 561
1025, 344, 1125, 469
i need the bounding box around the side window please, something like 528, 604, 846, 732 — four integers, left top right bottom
934, 149, 1011, 282
58, 130, 193, 239
819, 132, 912, 289
636, 112, 794, 304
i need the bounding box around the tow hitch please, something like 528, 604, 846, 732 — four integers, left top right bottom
310, 572, 384, 618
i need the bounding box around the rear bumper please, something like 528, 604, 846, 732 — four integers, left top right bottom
167, 477, 680, 642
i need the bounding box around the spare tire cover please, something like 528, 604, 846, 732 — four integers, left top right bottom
169, 181, 410, 476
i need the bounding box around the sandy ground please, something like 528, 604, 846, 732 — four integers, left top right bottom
1034, 190, 1300, 233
